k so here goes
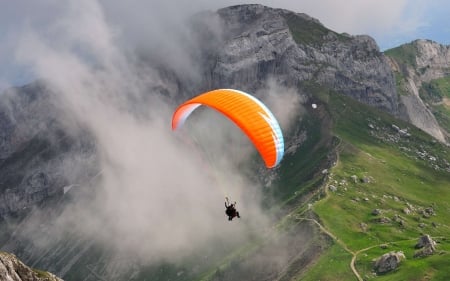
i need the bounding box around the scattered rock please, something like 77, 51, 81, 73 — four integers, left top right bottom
421, 207, 435, 218
373, 251, 405, 274
351, 175, 358, 183
362, 176, 371, 183
372, 209, 381, 216
402, 207, 411, 215
418, 223, 426, 228
359, 222, 368, 232
373, 217, 391, 224
329, 185, 337, 192
392, 214, 402, 221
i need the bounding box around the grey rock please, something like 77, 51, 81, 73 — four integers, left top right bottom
0, 251, 63, 281
387, 39, 450, 142
374, 251, 405, 274
414, 235, 437, 258
415, 234, 436, 250
202, 5, 399, 115
371, 209, 381, 215
359, 222, 368, 232
373, 217, 391, 224
0, 82, 98, 218
329, 185, 337, 192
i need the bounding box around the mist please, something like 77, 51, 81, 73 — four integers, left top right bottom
5, 0, 309, 266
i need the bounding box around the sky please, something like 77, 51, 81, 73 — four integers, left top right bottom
1, 0, 449, 90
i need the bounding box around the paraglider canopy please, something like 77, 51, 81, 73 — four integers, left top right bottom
172, 89, 284, 168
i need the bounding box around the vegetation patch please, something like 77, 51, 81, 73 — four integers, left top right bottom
310, 92, 450, 280
384, 43, 418, 68
285, 14, 349, 46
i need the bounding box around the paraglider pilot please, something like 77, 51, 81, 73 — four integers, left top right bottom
225, 197, 240, 221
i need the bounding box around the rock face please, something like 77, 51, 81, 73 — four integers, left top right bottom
1, 4, 444, 220
386, 39, 450, 142
414, 40, 450, 82
197, 4, 399, 114
373, 251, 405, 274
0, 4, 449, 280
0, 82, 97, 219
0, 252, 63, 281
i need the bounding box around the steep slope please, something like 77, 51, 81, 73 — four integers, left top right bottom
385, 39, 450, 142
306, 92, 450, 280
1, 4, 450, 281
196, 4, 399, 115
0, 82, 98, 221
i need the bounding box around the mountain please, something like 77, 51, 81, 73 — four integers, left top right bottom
195, 5, 398, 113
1, 4, 449, 281
385, 39, 450, 142
0, 251, 63, 281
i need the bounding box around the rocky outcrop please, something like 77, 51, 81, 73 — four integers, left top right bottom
0, 252, 63, 281
197, 4, 398, 114
414, 234, 437, 257
414, 40, 450, 82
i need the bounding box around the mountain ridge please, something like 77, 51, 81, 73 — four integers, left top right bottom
0, 4, 449, 281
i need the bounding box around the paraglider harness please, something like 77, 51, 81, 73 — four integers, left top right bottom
225, 197, 240, 221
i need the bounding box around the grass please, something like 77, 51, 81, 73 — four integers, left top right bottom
298, 243, 355, 281
285, 14, 350, 46
305, 92, 450, 280
356, 238, 450, 280
384, 43, 418, 68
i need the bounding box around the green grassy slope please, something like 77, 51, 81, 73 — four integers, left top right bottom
304, 93, 450, 280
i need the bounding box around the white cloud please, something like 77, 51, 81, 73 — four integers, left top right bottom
13, 0, 274, 263
1, 0, 446, 88
1, 0, 448, 264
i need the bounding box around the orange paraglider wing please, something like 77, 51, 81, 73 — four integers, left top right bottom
172, 89, 284, 168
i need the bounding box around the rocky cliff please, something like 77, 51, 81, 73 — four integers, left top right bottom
0, 252, 63, 281
0, 82, 98, 219
1, 4, 450, 281
386, 39, 450, 142
194, 4, 399, 114
2, 4, 445, 220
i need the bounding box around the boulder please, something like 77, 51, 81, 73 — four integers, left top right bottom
414, 234, 437, 257
371, 209, 381, 216
415, 234, 436, 251
374, 251, 405, 274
